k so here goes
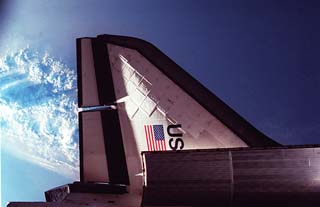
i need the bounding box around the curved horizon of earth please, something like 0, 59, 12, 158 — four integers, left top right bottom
0, 47, 79, 180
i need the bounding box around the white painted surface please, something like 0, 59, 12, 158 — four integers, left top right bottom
81, 112, 109, 182
107, 43, 247, 155
80, 39, 100, 107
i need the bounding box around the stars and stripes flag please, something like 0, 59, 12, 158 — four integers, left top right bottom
144, 125, 166, 151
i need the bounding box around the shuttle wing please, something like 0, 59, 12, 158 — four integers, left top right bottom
77, 34, 280, 186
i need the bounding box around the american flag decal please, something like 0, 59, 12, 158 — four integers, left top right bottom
144, 125, 166, 151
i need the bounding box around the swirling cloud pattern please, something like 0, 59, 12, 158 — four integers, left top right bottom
0, 48, 79, 179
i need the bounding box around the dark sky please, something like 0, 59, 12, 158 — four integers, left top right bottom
109, 0, 320, 145
2, 0, 320, 145
0, 0, 9, 30
175, 1, 320, 145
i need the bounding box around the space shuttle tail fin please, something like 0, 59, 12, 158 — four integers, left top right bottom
77, 35, 280, 185
77, 38, 129, 184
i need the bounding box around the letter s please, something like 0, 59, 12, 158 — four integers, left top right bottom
169, 138, 184, 151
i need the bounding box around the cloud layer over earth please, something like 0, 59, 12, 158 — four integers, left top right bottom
0, 48, 79, 179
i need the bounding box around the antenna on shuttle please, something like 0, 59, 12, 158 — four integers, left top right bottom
78, 104, 117, 112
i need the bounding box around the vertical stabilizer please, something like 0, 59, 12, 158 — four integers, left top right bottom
77, 34, 280, 187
